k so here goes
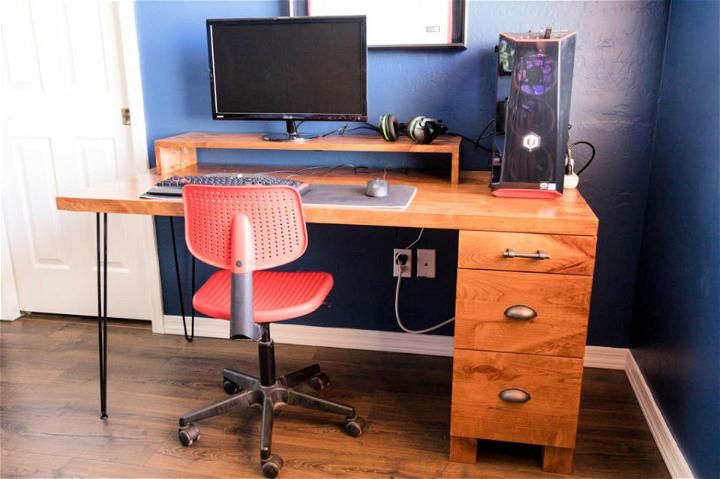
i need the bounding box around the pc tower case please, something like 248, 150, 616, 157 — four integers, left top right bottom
491, 30, 576, 198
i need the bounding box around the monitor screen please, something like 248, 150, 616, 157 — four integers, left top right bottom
207, 17, 367, 121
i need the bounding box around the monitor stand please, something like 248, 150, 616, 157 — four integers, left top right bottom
263, 120, 313, 142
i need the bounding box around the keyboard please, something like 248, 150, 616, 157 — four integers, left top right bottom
143, 174, 309, 198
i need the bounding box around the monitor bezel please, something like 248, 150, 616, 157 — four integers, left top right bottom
206, 16, 368, 122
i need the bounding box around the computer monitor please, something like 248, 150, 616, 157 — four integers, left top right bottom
206, 16, 367, 141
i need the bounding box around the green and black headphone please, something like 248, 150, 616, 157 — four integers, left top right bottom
377, 114, 448, 144
378, 114, 402, 142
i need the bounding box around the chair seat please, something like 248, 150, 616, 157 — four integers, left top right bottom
193, 270, 333, 323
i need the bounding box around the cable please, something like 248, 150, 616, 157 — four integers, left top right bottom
474, 118, 495, 141
320, 123, 349, 137
286, 121, 381, 141
393, 228, 455, 334
297, 118, 497, 155
296, 122, 380, 140
281, 163, 359, 179
302, 119, 495, 153
448, 132, 493, 152
395, 275, 456, 334
320, 163, 357, 177
257, 165, 330, 176
448, 118, 495, 153
319, 123, 380, 138
404, 228, 425, 249
569, 141, 596, 175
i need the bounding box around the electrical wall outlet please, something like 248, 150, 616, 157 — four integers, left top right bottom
417, 249, 436, 278
393, 249, 412, 278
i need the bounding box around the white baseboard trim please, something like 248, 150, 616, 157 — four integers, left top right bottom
626, 352, 695, 479
162, 316, 693, 478
163, 315, 455, 356
582, 345, 629, 370
164, 315, 624, 366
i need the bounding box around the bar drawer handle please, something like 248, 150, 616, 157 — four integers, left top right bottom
503, 248, 550, 260
504, 305, 537, 321
499, 388, 531, 403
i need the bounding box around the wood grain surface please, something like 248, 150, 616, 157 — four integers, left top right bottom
154, 133, 462, 183
450, 349, 584, 448
155, 144, 197, 175
454, 270, 592, 357
449, 435, 478, 463
55, 165, 599, 236
155, 132, 461, 153
458, 231, 597, 275
0, 315, 670, 479
543, 446, 575, 474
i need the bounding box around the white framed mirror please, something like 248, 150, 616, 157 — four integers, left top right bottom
290, 0, 467, 49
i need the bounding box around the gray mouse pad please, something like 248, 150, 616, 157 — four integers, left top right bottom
302, 184, 417, 209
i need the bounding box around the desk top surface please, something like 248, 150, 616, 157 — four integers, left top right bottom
55, 165, 598, 236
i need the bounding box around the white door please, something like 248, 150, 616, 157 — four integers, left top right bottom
0, 0, 162, 321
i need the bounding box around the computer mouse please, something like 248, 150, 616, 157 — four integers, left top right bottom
365, 178, 389, 198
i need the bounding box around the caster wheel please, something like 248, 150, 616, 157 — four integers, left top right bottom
178, 424, 200, 446
308, 372, 330, 391
223, 379, 241, 395
261, 454, 283, 478
343, 416, 366, 438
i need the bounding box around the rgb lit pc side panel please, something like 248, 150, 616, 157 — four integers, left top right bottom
491, 31, 576, 198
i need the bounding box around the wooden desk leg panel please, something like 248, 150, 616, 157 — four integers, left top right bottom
155, 145, 198, 175
543, 446, 574, 474
449, 229, 596, 473
449, 435, 477, 463
450, 151, 460, 185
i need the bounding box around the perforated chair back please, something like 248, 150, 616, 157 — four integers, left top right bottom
183, 185, 307, 271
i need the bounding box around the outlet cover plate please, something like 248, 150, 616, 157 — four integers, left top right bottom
417, 249, 436, 278
393, 249, 412, 278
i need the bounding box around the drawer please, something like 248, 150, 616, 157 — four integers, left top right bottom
450, 349, 583, 448
455, 269, 591, 357
458, 231, 596, 275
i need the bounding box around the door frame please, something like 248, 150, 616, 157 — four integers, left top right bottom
116, 1, 165, 331
0, 2, 163, 327
1, 208, 21, 321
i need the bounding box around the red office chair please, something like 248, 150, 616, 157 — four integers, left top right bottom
177, 185, 364, 478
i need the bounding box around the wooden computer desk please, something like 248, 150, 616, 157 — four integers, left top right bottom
56, 160, 598, 474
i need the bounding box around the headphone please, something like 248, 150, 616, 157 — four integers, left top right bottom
378, 114, 402, 142
377, 114, 448, 144
407, 116, 448, 144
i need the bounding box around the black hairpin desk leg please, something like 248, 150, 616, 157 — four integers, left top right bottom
169, 216, 195, 342
96, 212, 108, 419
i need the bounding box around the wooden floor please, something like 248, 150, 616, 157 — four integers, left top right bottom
1, 315, 669, 479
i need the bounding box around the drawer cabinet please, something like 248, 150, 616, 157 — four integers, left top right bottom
458, 231, 596, 275
450, 228, 596, 475
455, 269, 591, 357
450, 349, 583, 448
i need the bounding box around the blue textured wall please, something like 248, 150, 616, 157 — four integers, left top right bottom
135, 1, 669, 344
631, 1, 720, 478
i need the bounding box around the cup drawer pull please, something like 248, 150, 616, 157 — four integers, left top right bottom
503, 248, 550, 260
499, 388, 531, 403
504, 305, 537, 321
